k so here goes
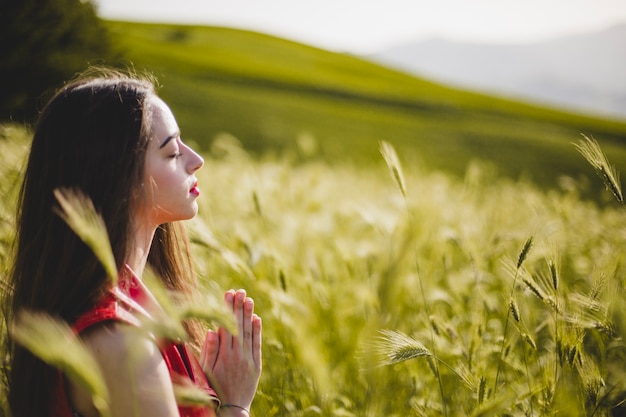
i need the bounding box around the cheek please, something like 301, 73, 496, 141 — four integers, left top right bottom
149, 170, 176, 192
144, 158, 170, 195
144, 169, 182, 208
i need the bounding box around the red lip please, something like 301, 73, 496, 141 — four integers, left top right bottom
190, 181, 200, 196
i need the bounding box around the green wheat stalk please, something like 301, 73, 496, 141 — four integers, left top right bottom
517, 237, 534, 270
379, 141, 406, 198
549, 259, 558, 291
141, 268, 237, 340
173, 383, 219, 407
187, 217, 255, 280
373, 329, 475, 391
136, 267, 187, 341
12, 311, 110, 417
373, 329, 432, 365
574, 134, 623, 205
378, 141, 449, 415
53, 188, 117, 284
495, 236, 533, 394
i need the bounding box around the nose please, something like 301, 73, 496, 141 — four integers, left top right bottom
184, 143, 204, 173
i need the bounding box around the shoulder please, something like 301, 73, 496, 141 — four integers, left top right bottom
81, 321, 170, 386
69, 322, 180, 417
82, 321, 157, 359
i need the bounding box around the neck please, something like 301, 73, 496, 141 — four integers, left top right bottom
126, 224, 157, 278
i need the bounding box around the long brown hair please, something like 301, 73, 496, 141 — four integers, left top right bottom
4, 69, 201, 417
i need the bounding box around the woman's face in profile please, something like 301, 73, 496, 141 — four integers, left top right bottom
137, 95, 204, 228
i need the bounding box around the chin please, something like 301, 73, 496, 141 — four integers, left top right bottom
158, 208, 199, 224
175, 212, 197, 222
184, 206, 199, 220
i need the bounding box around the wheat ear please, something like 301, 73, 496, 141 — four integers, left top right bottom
574, 134, 623, 205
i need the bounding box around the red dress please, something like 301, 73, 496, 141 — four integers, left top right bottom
49, 266, 219, 417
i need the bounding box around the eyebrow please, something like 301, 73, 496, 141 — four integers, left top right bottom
159, 132, 180, 149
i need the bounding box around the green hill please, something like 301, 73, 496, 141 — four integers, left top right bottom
105, 20, 626, 195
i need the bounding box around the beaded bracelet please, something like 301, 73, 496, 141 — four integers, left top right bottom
220, 403, 250, 416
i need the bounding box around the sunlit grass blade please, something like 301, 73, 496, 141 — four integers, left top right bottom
173, 382, 219, 407
179, 297, 237, 335
495, 236, 534, 395
509, 298, 521, 322
469, 391, 517, 417
141, 267, 237, 338
53, 188, 117, 284
373, 329, 431, 365
574, 134, 623, 204
12, 311, 110, 417
517, 236, 533, 270
522, 276, 546, 301
565, 292, 615, 336
372, 328, 475, 393
379, 141, 407, 198
139, 267, 189, 341
188, 218, 255, 280
549, 259, 559, 290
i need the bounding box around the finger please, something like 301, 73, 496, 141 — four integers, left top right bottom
243, 297, 254, 353
200, 330, 219, 373
223, 290, 236, 347
234, 289, 246, 343
217, 324, 231, 352
224, 289, 235, 310
252, 314, 262, 369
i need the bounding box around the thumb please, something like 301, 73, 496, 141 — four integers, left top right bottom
200, 330, 219, 374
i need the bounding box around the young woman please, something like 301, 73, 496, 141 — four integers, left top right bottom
5, 69, 262, 416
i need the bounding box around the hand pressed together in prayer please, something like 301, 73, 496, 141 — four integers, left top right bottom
200, 289, 262, 416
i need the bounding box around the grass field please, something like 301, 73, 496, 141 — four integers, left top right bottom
2, 123, 626, 416
3, 20, 626, 416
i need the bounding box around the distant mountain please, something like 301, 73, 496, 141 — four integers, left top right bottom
369, 23, 626, 120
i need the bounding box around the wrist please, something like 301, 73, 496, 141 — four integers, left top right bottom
218, 403, 250, 417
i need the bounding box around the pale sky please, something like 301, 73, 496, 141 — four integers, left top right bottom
94, 0, 626, 53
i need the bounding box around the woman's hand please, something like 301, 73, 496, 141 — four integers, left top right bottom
200, 289, 262, 413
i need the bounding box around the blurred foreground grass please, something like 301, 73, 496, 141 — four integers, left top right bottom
2, 124, 626, 416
